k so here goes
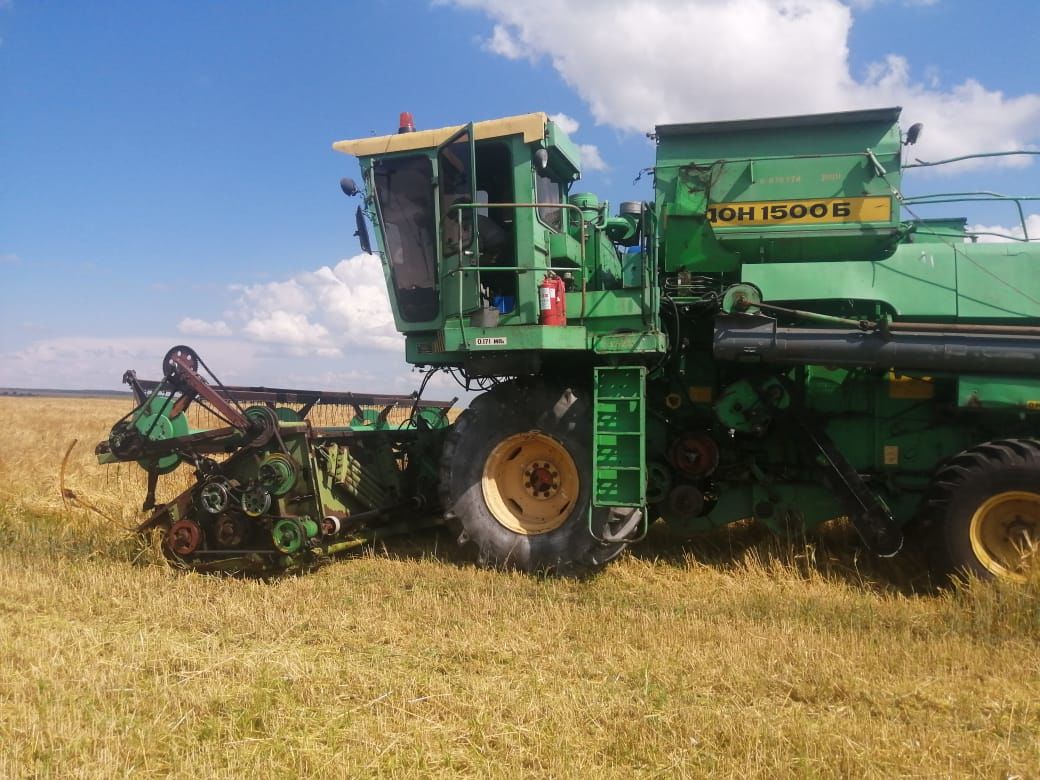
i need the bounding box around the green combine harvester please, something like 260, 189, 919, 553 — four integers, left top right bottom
98, 107, 1040, 582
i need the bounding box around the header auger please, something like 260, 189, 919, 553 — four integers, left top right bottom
100, 107, 1040, 582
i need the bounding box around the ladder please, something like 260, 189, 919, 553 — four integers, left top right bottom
592, 366, 646, 508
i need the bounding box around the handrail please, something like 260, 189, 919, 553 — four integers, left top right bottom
905, 151, 1040, 169
441, 201, 590, 349
901, 192, 1039, 242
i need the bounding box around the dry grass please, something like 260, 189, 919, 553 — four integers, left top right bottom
1, 396, 1038, 778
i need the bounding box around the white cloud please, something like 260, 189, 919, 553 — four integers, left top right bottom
233, 277, 311, 316
549, 112, 581, 135
547, 114, 608, 172
967, 213, 1040, 243
242, 310, 333, 349
578, 144, 608, 171
848, 0, 938, 7
484, 23, 529, 60
178, 317, 231, 337
0, 253, 20, 265
1, 336, 259, 390
232, 253, 402, 354
448, 0, 1040, 170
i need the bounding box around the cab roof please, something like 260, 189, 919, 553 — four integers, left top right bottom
333, 112, 548, 158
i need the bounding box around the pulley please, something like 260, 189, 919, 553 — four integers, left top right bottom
669, 432, 720, 478
271, 518, 320, 554
167, 519, 203, 556
241, 486, 272, 517
198, 478, 232, 514
258, 453, 298, 497
213, 514, 249, 548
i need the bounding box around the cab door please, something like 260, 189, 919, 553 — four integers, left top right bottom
437, 124, 483, 320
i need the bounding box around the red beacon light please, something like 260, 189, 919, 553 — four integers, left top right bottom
398, 112, 416, 134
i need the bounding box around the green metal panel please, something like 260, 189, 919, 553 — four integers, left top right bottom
593, 366, 646, 508
741, 241, 1040, 320
741, 248, 958, 316
909, 218, 968, 244
955, 245, 1040, 318
655, 108, 904, 265
406, 325, 667, 364
958, 376, 1040, 410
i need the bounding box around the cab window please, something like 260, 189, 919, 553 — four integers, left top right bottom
536, 172, 563, 232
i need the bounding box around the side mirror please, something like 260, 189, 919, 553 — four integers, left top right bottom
904, 123, 923, 146
340, 177, 359, 196
355, 205, 373, 255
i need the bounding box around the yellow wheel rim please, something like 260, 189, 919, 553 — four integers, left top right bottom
969, 490, 1040, 582
481, 431, 580, 535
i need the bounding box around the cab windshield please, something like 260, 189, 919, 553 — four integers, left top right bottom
372, 154, 439, 322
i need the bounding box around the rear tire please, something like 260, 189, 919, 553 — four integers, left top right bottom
923, 438, 1040, 583
439, 380, 627, 575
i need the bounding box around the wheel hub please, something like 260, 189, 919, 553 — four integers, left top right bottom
523, 461, 560, 499
482, 432, 580, 535
970, 490, 1040, 582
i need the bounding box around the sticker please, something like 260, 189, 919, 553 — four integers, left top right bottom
883, 445, 899, 466
474, 337, 507, 346
888, 373, 935, 400
688, 386, 714, 403
707, 195, 891, 228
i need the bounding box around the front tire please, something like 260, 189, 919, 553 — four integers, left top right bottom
440, 380, 627, 575
924, 439, 1040, 583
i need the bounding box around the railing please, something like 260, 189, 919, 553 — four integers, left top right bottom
441, 201, 590, 350
901, 192, 1039, 242
902, 151, 1040, 242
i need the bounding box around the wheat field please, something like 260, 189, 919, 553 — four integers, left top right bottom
0, 395, 1038, 778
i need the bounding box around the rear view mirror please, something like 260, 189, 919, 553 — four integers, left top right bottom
355, 205, 373, 255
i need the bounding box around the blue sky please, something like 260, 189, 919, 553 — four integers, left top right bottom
2, 0, 1038, 393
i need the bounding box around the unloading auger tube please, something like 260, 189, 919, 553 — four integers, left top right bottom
96, 345, 455, 573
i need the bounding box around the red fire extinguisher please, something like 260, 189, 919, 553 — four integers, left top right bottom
538, 272, 567, 326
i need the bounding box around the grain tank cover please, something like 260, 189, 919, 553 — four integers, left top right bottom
655, 107, 904, 266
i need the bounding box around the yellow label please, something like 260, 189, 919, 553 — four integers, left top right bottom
707, 196, 891, 228
1027, 400, 1040, 410
883, 445, 899, 466
888, 373, 935, 400
688, 386, 714, 403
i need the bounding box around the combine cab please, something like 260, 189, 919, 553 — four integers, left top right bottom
98, 107, 1040, 582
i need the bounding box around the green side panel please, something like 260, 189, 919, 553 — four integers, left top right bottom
661, 206, 740, 273
593, 366, 646, 508
408, 320, 666, 364
591, 331, 666, 355
742, 246, 958, 316
909, 218, 967, 244
545, 118, 582, 175
958, 376, 1040, 410
741, 241, 1040, 320
548, 232, 582, 267
439, 324, 588, 352
955, 245, 1040, 318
